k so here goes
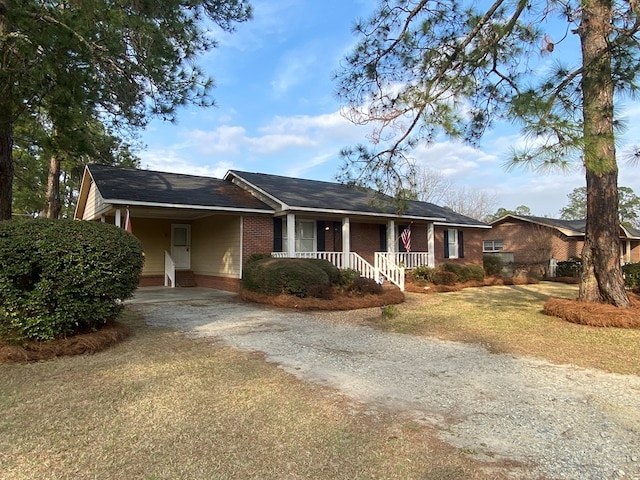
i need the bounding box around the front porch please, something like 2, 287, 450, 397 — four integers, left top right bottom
271, 251, 432, 291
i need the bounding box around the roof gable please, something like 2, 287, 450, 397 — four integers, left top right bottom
491, 214, 640, 239
86, 164, 273, 212
226, 170, 488, 227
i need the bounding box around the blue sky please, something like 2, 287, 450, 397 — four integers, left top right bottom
138, 0, 640, 217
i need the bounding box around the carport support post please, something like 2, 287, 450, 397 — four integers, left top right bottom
114, 208, 121, 228
286, 213, 296, 257
342, 217, 351, 268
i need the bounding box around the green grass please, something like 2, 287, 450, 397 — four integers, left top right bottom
0, 311, 510, 480
374, 282, 640, 375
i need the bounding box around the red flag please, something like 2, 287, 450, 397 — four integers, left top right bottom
124, 208, 132, 234
400, 225, 411, 252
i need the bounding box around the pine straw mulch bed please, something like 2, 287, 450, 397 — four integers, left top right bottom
241, 286, 405, 311
0, 320, 131, 364
544, 292, 640, 328
405, 275, 540, 293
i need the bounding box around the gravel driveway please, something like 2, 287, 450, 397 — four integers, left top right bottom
128, 287, 640, 480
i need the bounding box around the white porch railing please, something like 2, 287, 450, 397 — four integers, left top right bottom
164, 250, 176, 288
374, 253, 405, 292
376, 252, 432, 269
271, 251, 405, 291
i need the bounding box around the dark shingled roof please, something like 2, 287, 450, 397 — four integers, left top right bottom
493, 214, 640, 239
228, 170, 488, 226
228, 170, 404, 215
88, 164, 273, 212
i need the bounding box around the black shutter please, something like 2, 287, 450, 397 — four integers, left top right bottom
273, 218, 283, 252
317, 221, 326, 251
444, 229, 450, 258
458, 230, 464, 258
379, 224, 387, 251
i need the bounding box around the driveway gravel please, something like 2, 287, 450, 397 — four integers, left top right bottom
128, 287, 640, 480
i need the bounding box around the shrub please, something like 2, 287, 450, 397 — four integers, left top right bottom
432, 270, 458, 285
556, 258, 581, 278
348, 276, 383, 296
305, 259, 341, 284
245, 253, 272, 265
483, 254, 503, 276
242, 258, 330, 298
337, 268, 360, 289
622, 262, 640, 290
0, 218, 143, 342
442, 263, 484, 282
411, 266, 436, 283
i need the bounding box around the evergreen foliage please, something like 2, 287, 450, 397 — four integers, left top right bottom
0, 219, 143, 342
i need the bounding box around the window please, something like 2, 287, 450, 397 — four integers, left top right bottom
483, 240, 504, 252
280, 218, 316, 253
297, 220, 315, 252
444, 228, 464, 259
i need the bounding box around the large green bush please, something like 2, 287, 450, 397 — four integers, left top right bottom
441, 263, 485, 282
556, 258, 581, 278
622, 262, 640, 290
0, 219, 144, 342
242, 257, 332, 298
483, 254, 503, 276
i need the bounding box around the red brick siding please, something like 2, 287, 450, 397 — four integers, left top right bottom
139, 275, 164, 287
434, 226, 484, 266
194, 274, 241, 292
242, 216, 273, 265
350, 222, 384, 263
487, 222, 583, 263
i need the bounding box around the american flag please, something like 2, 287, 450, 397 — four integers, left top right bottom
401, 225, 411, 252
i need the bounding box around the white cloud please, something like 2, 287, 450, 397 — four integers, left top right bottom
247, 133, 317, 153
185, 126, 247, 155
139, 149, 232, 179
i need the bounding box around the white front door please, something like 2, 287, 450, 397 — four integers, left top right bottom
171, 224, 191, 269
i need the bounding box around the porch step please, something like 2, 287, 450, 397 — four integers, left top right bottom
176, 270, 196, 287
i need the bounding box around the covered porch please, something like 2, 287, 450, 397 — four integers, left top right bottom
271, 213, 437, 291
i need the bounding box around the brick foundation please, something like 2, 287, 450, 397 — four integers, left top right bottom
138, 274, 241, 292
193, 274, 241, 293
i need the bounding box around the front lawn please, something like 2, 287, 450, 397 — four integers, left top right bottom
0, 310, 510, 480
372, 282, 640, 376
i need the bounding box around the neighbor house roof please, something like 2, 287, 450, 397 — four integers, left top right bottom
226, 170, 489, 227
491, 214, 640, 239
78, 164, 274, 214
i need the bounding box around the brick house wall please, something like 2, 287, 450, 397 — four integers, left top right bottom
487, 221, 583, 264
434, 226, 484, 266
350, 222, 385, 264
242, 215, 274, 265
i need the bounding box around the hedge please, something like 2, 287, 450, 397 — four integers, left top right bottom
0, 219, 144, 342
622, 262, 640, 290
242, 257, 335, 298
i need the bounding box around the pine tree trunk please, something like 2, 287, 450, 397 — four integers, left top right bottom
0, 113, 13, 221
577, 0, 630, 307
0, 0, 12, 221
44, 156, 62, 219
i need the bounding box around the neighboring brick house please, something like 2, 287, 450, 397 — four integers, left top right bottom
75, 164, 489, 291
486, 215, 640, 276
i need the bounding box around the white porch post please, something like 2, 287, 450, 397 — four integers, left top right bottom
386, 220, 396, 253
286, 213, 296, 258
427, 223, 435, 267
114, 208, 122, 228
342, 217, 351, 268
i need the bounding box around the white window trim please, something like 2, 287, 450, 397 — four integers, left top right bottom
483, 240, 504, 252
448, 228, 459, 259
